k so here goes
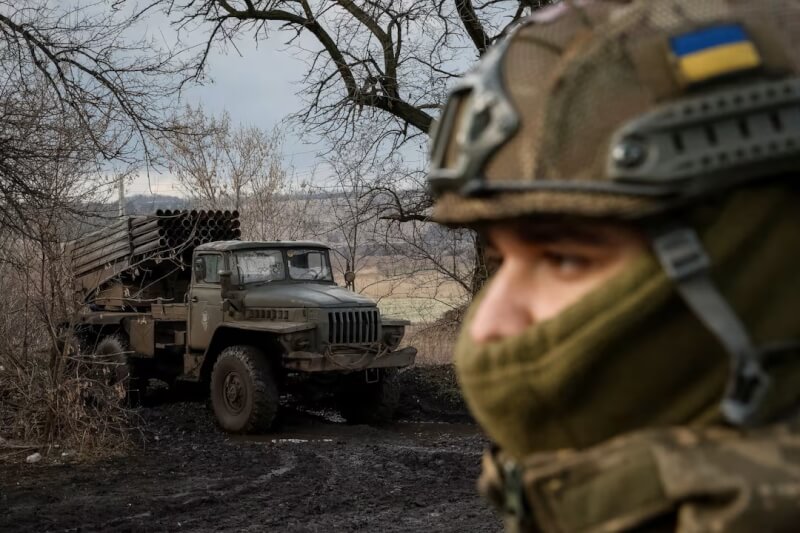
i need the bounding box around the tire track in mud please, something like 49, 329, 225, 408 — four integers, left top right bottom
153, 448, 299, 508
1, 367, 502, 532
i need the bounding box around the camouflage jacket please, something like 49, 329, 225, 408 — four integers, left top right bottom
479, 424, 800, 533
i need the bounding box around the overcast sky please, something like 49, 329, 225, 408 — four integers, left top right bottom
128, 22, 324, 197
123, 4, 443, 200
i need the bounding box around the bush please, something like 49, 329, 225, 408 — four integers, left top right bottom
0, 242, 134, 460
404, 309, 464, 366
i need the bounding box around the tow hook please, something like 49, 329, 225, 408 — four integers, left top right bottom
365, 368, 380, 384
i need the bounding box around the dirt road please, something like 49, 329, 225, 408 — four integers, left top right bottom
0, 367, 501, 532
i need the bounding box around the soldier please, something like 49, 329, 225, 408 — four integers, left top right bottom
427, 1, 800, 531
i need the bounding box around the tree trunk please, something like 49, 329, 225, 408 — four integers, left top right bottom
470, 234, 496, 296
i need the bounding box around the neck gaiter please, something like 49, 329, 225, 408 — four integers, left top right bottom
455, 187, 800, 459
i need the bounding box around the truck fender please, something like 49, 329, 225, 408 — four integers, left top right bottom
199, 322, 316, 383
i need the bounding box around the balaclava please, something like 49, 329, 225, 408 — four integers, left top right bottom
455, 186, 800, 459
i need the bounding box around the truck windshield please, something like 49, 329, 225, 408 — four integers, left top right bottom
235, 250, 285, 284
287, 249, 333, 281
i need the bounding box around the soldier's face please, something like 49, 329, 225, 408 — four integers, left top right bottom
470, 222, 647, 343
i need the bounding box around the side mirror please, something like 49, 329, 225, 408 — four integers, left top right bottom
344, 271, 356, 285
219, 270, 233, 298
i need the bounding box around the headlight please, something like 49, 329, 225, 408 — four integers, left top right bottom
288, 332, 313, 350
382, 327, 404, 350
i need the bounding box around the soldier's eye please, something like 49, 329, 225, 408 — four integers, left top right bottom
485, 244, 502, 264
542, 252, 591, 277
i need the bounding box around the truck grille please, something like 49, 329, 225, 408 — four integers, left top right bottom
328, 309, 380, 344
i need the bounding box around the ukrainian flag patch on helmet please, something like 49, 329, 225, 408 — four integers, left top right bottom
670, 24, 762, 85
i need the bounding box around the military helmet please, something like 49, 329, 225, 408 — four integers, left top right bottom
429, 0, 800, 224
428, 0, 800, 428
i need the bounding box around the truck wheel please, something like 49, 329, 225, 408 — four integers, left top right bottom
210, 345, 279, 433
336, 370, 400, 425
92, 335, 146, 407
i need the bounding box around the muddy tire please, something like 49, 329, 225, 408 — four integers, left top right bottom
210, 345, 279, 433
337, 370, 400, 425
91, 335, 146, 406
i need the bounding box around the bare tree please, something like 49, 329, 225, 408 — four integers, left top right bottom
368, 167, 495, 296
0, 1, 193, 237
146, 1, 557, 151
0, 1, 190, 143
0, 95, 136, 450
313, 140, 386, 290
146, 1, 558, 295
247, 177, 324, 241
163, 106, 285, 211
0, 1, 196, 451
162, 105, 325, 242
382, 214, 475, 308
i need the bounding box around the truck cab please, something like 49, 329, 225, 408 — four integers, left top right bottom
186, 241, 414, 372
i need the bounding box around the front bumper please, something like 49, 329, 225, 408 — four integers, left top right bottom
283, 346, 417, 372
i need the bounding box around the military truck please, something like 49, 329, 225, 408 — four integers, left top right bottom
65, 210, 416, 432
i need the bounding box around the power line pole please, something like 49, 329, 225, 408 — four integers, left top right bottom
118, 174, 126, 217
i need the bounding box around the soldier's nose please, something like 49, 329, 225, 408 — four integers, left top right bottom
469, 262, 535, 343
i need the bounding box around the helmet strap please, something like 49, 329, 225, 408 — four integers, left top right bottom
649, 226, 771, 426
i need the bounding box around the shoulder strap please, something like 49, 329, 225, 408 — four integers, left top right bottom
480, 425, 800, 533
481, 435, 673, 533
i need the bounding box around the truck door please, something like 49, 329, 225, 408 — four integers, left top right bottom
188, 253, 224, 350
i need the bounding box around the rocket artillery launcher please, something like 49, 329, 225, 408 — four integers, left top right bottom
68, 210, 241, 309
61, 209, 416, 433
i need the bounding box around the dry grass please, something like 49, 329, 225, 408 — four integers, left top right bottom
345, 255, 469, 323
0, 242, 136, 462
0, 331, 137, 463
356, 263, 465, 301
404, 319, 461, 366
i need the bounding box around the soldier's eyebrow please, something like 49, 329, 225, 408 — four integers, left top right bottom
505, 220, 620, 246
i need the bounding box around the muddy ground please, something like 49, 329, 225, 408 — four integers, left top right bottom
0, 366, 501, 532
